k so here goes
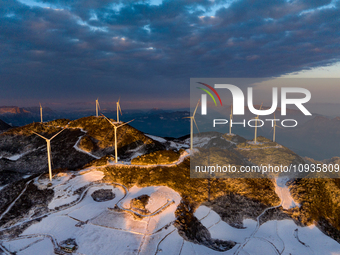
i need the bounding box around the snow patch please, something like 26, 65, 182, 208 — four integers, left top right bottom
184, 136, 217, 148
275, 177, 299, 209
7, 150, 33, 161
47, 170, 104, 209
145, 134, 167, 143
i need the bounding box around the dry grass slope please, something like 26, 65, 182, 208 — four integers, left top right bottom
289, 178, 340, 242
68, 116, 153, 150
103, 159, 280, 206
131, 150, 180, 165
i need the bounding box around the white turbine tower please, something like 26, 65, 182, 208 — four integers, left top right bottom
40, 103, 43, 123
184, 99, 200, 151
95, 99, 100, 117
102, 114, 134, 163
116, 98, 122, 123
32, 129, 64, 182
253, 103, 263, 144
271, 113, 282, 142
229, 105, 233, 135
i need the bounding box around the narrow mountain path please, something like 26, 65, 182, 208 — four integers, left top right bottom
73, 129, 100, 159
0, 180, 33, 222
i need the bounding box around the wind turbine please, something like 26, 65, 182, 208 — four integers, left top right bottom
102, 114, 134, 163
271, 113, 282, 142
40, 103, 43, 123
229, 105, 233, 135
116, 98, 122, 123
184, 99, 200, 151
95, 99, 100, 117
253, 103, 263, 144
32, 129, 65, 182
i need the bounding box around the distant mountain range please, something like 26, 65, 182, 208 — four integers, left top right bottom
0, 106, 56, 127
0, 106, 30, 114
0, 106, 54, 115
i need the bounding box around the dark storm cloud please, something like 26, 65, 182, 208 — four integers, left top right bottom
0, 0, 339, 106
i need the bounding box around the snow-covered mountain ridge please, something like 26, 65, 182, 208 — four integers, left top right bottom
0, 117, 339, 254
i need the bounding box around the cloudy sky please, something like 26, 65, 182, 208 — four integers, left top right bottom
1, 0, 340, 109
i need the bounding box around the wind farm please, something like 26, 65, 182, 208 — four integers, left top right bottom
0, 98, 340, 255
1, 0, 340, 253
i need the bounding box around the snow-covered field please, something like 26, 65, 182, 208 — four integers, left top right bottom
1, 169, 340, 255
1, 170, 183, 255
191, 205, 340, 255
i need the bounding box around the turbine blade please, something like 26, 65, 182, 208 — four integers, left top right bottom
193, 118, 200, 133
118, 97, 120, 103
31, 131, 47, 140
101, 114, 116, 127
119, 103, 122, 115
50, 128, 65, 140
117, 119, 134, 128
182, 117, 191, 119
256, 103, 263, 118
193, 99, 200, 117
